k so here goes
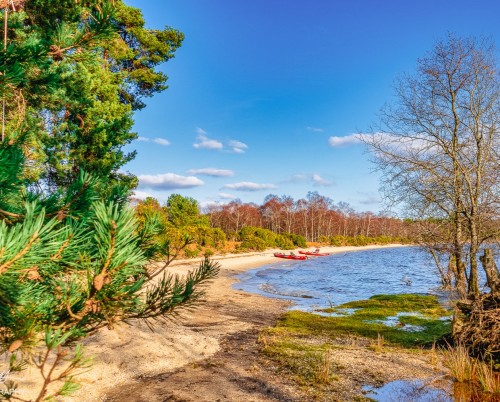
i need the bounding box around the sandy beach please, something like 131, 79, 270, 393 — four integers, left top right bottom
15, 244, 446, 401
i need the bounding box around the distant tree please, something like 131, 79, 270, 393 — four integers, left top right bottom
167, 194, 209, 228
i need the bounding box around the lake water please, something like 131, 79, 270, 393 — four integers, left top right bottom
234, 246, 497, 402
234, 246, 471, 311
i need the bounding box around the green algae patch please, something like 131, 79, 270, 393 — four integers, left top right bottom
337, 294, 449, 318
278, 294, 451, 347
259, 294, 452, 398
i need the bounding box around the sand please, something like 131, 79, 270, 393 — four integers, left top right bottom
9, 244, 446, 401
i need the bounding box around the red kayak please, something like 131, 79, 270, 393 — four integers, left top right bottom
298, 249, 330, 257
274, 252, 307, 260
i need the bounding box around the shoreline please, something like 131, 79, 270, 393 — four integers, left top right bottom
169, 242, 409, 273
19, 244, 414, 401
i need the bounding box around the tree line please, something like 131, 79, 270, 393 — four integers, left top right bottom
205, 192, 411, 242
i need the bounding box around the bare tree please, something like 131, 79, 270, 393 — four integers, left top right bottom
365, 34, 500, 298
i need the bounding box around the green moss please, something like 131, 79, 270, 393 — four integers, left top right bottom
260, 294, 452, 398
322, 294, 449, 318
278, 294, 451, 347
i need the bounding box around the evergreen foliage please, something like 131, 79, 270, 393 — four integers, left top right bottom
0, 3, 218, 399
2, 0, 183, 190
0, 145, 219, 399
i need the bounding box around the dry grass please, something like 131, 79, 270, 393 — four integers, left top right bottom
316, 348, 334, 384
443, 344, 476, 383
442, 344, 500, 398
476, 361, 500, 394
370, 333, 384, 353
428, 341, 438, 367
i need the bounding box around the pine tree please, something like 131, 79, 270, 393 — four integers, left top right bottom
2, 0, 183, 190
0, 143, 219, 400
0, 2, 216, 399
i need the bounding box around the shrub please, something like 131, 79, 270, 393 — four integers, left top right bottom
254, 227, 279, 245
239, 235, 267, 251
204, 249, 215, 257
283, 233, 307, 248
211, 227, 227, 248
184, 247, 200, 258
276, 235, 295, 250
329, 236, 346, 246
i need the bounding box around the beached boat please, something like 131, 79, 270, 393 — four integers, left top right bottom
273, 252, 307, 260
298, 249, 330, 256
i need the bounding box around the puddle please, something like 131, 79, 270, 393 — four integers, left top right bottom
367, 312, 436, 332
363, 379, 453, 401
363, 378, 498, 402
313, 307, 359, 317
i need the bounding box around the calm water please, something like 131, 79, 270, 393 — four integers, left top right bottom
234, 246, 460, 311
234, 246, 496, 402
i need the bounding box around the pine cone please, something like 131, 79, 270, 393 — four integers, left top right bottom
8, 340, 23, 353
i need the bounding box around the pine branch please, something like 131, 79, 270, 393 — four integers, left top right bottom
128, 257, 219, 323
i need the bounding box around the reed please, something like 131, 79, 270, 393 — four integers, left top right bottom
372, 333, 384, 353
316, 348, 333, 384
476, 361, 500, 394
442, 344, 476, 383
428, 341, 438, 367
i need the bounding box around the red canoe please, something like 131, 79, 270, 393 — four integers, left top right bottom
274, 252, 307, 260
298, 250, 330, 256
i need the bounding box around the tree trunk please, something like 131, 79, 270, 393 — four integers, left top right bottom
480, 248, 500, 296
429, 248, 452, 288
468, 213, 479, 296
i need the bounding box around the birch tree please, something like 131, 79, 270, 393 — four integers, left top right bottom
365, 34, 500, 298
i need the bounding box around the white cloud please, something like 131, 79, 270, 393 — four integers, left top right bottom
228, 140, 248, 154
328, 132, 400, 148
199, 200, 222, 209
218, 192, 237, 199
187, 168, 234, 177
192, 128, 247, 154
193, 132, 223, 150
138, 173, 204, 190
289, 174, 308, 182
306, 126, 324, 133
284, 173, 334, 186
137, 136, 171, 146
312, 174, 333, 186
195, 127, 208, 136
153, 138, 171, 146
328, 133, 365, 147
223, 182, 277, 191
131, 190, 154, 200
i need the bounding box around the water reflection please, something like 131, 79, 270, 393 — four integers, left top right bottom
363, 379, 498, 402
363, 379, 452, 401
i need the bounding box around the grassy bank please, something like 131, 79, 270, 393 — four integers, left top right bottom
259, 294, 452, 400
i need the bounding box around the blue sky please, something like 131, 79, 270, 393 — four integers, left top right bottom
123, 0, 500, 213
